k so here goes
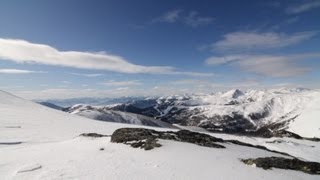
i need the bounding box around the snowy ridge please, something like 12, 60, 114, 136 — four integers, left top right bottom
66, 104, 173, 128
1, 90, 320, 179
105, 88, 320, 138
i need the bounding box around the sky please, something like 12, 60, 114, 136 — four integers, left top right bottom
0, 0, 320, 100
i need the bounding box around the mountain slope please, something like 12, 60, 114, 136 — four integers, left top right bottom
106, 88, 320, 138
0, 90, 135, 143
1, 90, 320, 180
38, 102, 64, 110
65, 104, 174, 128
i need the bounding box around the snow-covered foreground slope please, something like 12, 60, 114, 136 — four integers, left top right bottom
1, 90, 319, 180
0, 90, 136, 143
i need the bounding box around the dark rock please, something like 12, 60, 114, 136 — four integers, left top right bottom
111, 128, 225, 150
111, 128, 158, 143
248, 110, 269, 120
242, 157, 320, 175
130, 138, 162, 150
80, 133, 110, 138
173, 130, 225, 148
304, 137, 320, 142
199, 113, 256, 134
0, 142, 23, 145
110, 128, 301, 156
224, 100, 240, 105
4, 126, 21, 128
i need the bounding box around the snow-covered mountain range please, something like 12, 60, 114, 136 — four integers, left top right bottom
1, 89, 320, 179
62, 88, 320, 138
38, 96, 146, 107
65, 104, 174, 128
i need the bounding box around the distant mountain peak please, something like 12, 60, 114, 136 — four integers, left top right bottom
222, 89, 244, 99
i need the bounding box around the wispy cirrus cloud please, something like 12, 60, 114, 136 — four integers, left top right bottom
0, 38, 173, 74
152, 10, 183, 23
286, 16, 300, 24
0, 69, 44, 74
70, 72, 103, 77
173, 79, 208, 85
0, 38, 211, 76
205, 53, 320, 77
286, 1, 320, 14
184, 11, 214, 27
152, 10, 214, 27
205, 55, 246, 66
167, 71, 215, 77
101, 80, 141, 86
212, 31, 317, 51
13, 87, 182, 100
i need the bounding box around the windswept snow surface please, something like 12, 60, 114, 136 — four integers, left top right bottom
0, 90, 319, 180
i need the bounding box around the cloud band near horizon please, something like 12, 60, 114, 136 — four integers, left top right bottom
0, 38, 213, 77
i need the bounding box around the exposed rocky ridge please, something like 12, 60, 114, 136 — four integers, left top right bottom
110, 128, 320, 175
111, 128, 226, 150
242, 157, 320, 175
109, 128, 296, 158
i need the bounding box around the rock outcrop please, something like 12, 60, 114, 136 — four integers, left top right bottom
111, 128, 225, 150
242, 157, 320, 175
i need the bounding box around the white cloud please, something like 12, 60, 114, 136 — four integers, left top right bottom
101, 80, 141, 86
212, 31, 317, 51
184, 11, 214, 27
286, 16, 300, 24
173, 79, 208, 85
205, 55, 246, 66
205, 53, 320, 77
152, 10, 213, 27
15, 88, 101, 100
0, 38, 212, 76
116, 87, 129, 91
0, 85, 25, 89
235, 56, 310, 77
169, 71, 215, 77
152, 10, 182, 23
0, 38, 175, 74
11, 80, 319, 100
12, 88, 149, 99
15, 85, 207, 99
70, 72, 103, 77
286, 1, 320, 14
0, 69, 43, 74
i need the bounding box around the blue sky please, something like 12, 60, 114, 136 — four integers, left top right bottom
0, 0, 320, 99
